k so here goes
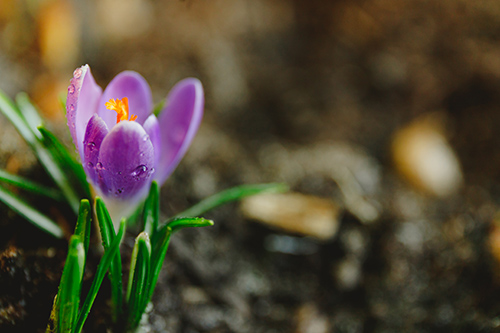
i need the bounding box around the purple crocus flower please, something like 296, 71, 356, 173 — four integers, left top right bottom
66, 65, 203, 221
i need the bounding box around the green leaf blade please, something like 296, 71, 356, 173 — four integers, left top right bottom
57, 236, 85, 333
38, 126, 90, 199
147, 225, 172, 311
166, 217, 214, 233
0, 90, 81, 212
95, 198, 123, 321
0, 169, 63, 202
0, 89, 37, 146
74, 218, 126, 333
126, 232, 151, 330
15, 92, 44, 137
0, 184, 63, 238
174, 183, 288, 219
143, 181, 159, 236
74, 200, 92, 259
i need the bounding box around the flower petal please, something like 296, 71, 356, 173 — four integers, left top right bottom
154, 78, 204, 185
143, 114, 161, 173
96, 120, 155, 204
82, 114, 109, 184
66, 65, 103, 159
97, 71, 153, 129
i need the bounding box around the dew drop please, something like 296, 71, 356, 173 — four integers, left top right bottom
87, 162, 93, 168
115, 188, 123, 196
96, 162, 103, 171
142, 135, 149, 142
117, 171, 122, 175
69, 104, 75, 112
139, 152, 144, 157
87, 142, 96, 151
131, 165, 148, 179
68, 84, 75, 94
73, 68, 82, 79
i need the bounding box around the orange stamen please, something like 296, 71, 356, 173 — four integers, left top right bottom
105, 97, 138, 123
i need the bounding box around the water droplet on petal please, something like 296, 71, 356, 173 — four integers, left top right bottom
139, 152, 144, 157
87, 142, 96, 151
115, 188, 124, 196
68, 84, 75, 94
69, 104, 75, 111
117, 171, 122, 175
96, 162, 103, 171
73, 68, 82, 79
143, 135, 149, 142
87, 162, 93, 168
131, 165, 148, 179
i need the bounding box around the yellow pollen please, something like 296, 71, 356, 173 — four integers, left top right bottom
105, 97, 138, 123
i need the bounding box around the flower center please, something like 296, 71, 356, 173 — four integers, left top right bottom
105, 97, 138, 123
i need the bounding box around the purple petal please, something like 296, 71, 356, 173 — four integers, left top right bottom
154, 78, 204, 185
143, 114, 161, 173
66, 65, 103, 159
97, 71, 153, 130
96, 120, 155, 202
82, 115, 109, 184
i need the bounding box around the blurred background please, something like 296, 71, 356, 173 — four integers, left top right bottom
2, 0, 500, 332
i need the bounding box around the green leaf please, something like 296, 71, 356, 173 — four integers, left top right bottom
57, 236, 85, 333
146, 217, 213, 312
146, 225, 172, 318
152, 99, 165, 117
15, 92, 44, 138
95, 198, 123, 321
34, 143, 81, 213
73, 218, 126, 333
0, 184, 63, 238
0, 169, 63, 201
0, 90, 81, 212
4, 91, 81, 211
0, 89, 37, 146
173, 183, 288, 219
74, 200, 91, 259
38, 126, 90, 199
126, 232, 151, 330
143, 181, 159, 236
165, 217, 214, 233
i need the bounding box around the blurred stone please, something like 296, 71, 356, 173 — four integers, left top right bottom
339, 226, 368, 258
333, 256, 362, 290
488, 213, 500, 266
181, 286, 210, 305
263, 234, 319, 255
295, 303, 330, 333
240, 192, 340, 240
392, 113, 463, 197
260, 142, 382, 224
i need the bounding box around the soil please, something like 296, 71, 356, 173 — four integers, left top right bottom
2, 1, 500, 332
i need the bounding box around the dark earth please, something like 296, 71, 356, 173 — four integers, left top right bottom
2, 1, 500, 332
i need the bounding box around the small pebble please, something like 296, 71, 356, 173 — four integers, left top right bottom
295, 303, 330, 333
392, 114, 463, 197
240, 192, 340, 240
181, 286, 210, 305
333, 256, 362, 290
